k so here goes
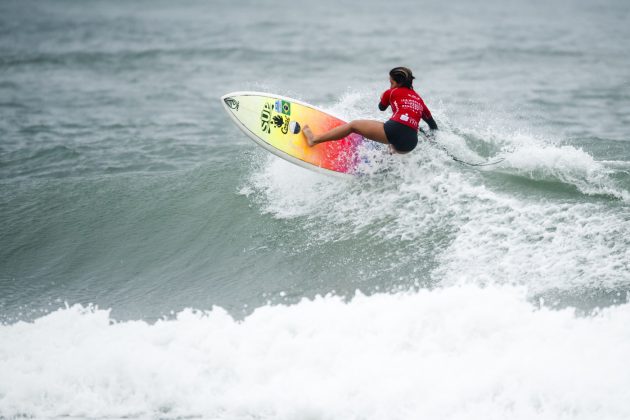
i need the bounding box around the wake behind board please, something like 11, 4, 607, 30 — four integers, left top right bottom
221, 91, 366, 177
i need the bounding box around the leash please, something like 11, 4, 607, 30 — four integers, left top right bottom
420, 129, 505, 167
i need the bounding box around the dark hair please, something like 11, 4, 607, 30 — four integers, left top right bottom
389, 67, 415, 88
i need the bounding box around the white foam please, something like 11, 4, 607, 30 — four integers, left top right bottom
246, 146, 630, 290
439, 110, 629, 201
240, 153, 342, 220
2, 285, 630, 419
433, 196, 630, 293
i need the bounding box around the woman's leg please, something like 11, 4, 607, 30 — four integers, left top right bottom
304, 120, 388, 146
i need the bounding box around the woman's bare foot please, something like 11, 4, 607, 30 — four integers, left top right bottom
303, 125, 317, 147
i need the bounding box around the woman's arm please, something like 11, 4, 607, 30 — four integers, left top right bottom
424, 116, 438, 130
378, 89, 392, 111
421, 99, 438, 130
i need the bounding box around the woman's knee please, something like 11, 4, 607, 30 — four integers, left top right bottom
348, 120, 368, 135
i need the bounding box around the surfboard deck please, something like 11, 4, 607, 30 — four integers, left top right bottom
220, 91, 367, 177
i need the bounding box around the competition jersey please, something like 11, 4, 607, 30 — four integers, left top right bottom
379, 87, 433, 130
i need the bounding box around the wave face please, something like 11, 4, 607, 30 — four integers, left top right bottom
1, 0, 630, 418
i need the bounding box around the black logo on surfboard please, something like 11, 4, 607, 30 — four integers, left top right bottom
261, 102, 273, 134
224, 97, 239, 111
273, 114, 290, 134
261, 102, 291, 134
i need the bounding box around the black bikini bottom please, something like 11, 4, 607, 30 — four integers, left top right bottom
384, 120, 418, 152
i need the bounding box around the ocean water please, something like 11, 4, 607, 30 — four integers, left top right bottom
1, 0, 630, 418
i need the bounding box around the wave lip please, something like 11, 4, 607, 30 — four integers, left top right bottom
500, 144, 630, 201
1, 285, 630, 419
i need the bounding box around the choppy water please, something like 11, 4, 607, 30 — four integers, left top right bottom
1, 0, 630, 418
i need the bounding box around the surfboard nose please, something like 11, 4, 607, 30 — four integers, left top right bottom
221, 94, 241, 114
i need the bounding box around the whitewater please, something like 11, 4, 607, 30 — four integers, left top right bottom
2, 286, 630, 419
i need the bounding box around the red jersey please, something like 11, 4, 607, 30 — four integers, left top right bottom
379, 87, 433, 131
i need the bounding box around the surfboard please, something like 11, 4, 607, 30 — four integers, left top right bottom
220, 91, 367, 177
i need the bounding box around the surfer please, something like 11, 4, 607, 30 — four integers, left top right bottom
303, 67, 438, 154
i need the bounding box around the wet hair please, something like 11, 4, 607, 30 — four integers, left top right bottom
389, 67, 415, 88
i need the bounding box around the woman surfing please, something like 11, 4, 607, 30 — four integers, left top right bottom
303, 67, 438, 154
